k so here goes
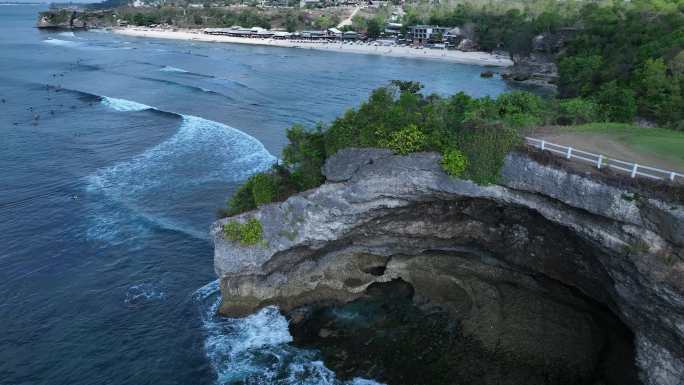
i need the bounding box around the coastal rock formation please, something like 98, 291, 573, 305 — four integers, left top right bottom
211, 149, 684, 385
37, 10, 116, 29
503, 52, 558, 89
502, 30, 576, 89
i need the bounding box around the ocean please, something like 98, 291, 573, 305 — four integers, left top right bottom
0, 5, 511, 384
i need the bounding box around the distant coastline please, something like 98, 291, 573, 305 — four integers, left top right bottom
112, 27, 514, 67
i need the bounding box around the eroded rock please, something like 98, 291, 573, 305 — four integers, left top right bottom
211, 150, 684, 385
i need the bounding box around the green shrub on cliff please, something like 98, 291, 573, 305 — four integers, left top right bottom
440, 149, 468, 177
383, 124, 427, 155
226, 178, 256, 216
240, 218, 264, 245
282, 124, 326, 190
457, 124, 521, 185
223, 218, 264, 246
250, 173, 277, 206
556, 98, 599, 125
222, 220, 241, 241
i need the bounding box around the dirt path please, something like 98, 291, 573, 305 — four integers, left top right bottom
536, 132, 684, 172
337, 6, 360, 29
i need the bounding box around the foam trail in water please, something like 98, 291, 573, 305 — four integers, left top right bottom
194, 280, 385, 385
160, 66, 189, 73
43, 38, 80, 47
87, 97, 275, 240
58, 31, 76, 38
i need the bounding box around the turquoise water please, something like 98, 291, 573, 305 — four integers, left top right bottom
0, 5, 511, 384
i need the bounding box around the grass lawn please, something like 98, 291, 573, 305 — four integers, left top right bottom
552, 123, 684, 170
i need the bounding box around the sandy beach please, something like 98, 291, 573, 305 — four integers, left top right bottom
112, 27, 514, 67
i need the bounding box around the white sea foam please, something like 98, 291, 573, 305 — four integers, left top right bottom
194, 279, 220, 301
160, 66, 189, 73
100, 96, 152, 112
87, 96, 275, 240
58, 31, 76, 38
194, 281, 385, 385
43, 38, 79, 47
124, 282, 166, 305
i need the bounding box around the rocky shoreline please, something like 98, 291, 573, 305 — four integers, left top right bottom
36, 10, 116, 29
212, 149, 683, 385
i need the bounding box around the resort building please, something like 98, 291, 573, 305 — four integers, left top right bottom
300, 30, 328, 39
407, 25, 449, 45
342, 31, 359, 40
384, 22, 403, 37
203, 27, 277, 38
300, 0, 323, 7
327, 27, 342, 39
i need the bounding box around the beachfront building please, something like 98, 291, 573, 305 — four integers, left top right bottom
407, 25, 449, 45
300, 0, 323, 7
261, 0, 293, 6
300, 30, 328, 40
327, 28, 342, 39
203, 27, 276, 38
384, 22, 403, 37
342, 31, 358, 40
271, 31, 293, 40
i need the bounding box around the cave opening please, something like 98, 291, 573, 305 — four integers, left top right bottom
288, 276, 642, 385
285, 198, 645, 385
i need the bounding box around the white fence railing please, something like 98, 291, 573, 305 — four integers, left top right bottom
525, 137, 684, 183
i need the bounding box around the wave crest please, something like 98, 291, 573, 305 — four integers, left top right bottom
100, 96, 152, 112
43, 38, 80, 47
160, 65, 189, 73
87, 96, 275, 239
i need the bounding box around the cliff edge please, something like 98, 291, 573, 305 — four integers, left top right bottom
211, 149, 683, 385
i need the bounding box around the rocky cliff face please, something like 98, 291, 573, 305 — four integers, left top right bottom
37, 10, 116, 29
211, 149, 684, 385
502, 31, 577, 90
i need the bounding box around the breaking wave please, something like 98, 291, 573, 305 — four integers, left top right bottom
86, 96, 275, 240
193, 280, 385, 385
160, 65, 189, 73
100, 96, 152, 112
43, 38, 80, 47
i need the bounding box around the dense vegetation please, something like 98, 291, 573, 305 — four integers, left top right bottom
404, 0, 684, 129
220, 82, 560, 217
557, 1, 684, 127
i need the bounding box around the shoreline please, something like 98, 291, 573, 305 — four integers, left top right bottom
111, 27, 514, 67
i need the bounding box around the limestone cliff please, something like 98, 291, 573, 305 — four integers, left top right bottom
211, 149, 683, 385
37, 10, 116, 29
